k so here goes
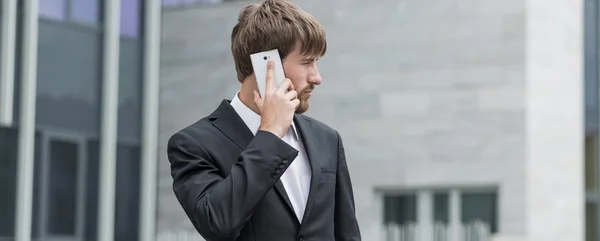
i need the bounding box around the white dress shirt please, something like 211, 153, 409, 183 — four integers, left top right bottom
230, 91, 312, 223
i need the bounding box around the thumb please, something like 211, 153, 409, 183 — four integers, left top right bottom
253, 90, 263, 109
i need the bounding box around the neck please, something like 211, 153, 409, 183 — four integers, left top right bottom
239, 77, 261, 115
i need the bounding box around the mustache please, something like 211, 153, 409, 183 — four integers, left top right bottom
302, 85, 315, 93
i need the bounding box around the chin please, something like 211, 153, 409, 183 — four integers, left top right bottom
295, 100, 310, 114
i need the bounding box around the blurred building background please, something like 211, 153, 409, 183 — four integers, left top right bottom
0, 1, 595, 241
0, 0, 160, 241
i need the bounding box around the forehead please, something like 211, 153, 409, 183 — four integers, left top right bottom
287, 44, 321, 60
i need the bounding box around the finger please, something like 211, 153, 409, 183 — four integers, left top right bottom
253, 90, 264, 109
285, 90, 297, 100
278, 79, 293, 94
291, 99, 300, 109
265, 59, 275, 92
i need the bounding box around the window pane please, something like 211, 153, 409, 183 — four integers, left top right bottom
433, 193, 449, 225
587, 202, 598, 241
118, 35, 143, 140
585, 0, 600, 193
121, 0, 141, 37
162, 0, 181, 6
383, 194, 417, 225
115, 0, 143, 237
587, 134, 598, 190
71, 0, 101, 23
85, 140, 101, 241
114, 144, 142, 241
35, 11, 104, 240
115, 1, 144, 235
461, 192, 498, 233
36, 15, 103, 135
40, 0, 66, 19
585, 0, 599, 133
13, 0, 24, 124
47, 140, 79, 235
0, 126, 19, 238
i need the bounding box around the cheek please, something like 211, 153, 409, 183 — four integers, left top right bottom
283, 68, 305, 87
290, 78, 304, 91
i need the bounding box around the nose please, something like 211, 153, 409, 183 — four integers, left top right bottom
309, 65, 322, 86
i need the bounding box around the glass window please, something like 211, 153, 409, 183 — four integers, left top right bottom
12, 0, 24, 124
383, 194, 417, 225
114, 0, 144, 239
461, 192, 498, 233
39, 0, 67, 19
36, 7, 103, 135
71, 0, 101, 23
33, 6, 104, 240
1, 126, 43, 240
433, 192, 449, 225
587, 135, 598, 191
0, 126, 19, 238
121, 0, 141, 37
585, 0, 600, 240
85, 140, 101, 241
162, 0, 181, 6
588, 202, 598, 241
114, 144, 142, 241
47, 139, 79, 235
585, 0, 599, 134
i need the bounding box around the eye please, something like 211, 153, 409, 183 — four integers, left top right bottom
302, 59, 316, 66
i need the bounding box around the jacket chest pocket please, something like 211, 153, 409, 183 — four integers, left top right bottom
319, 169, 336, 183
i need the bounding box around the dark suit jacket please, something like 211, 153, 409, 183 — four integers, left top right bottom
167, 100, 361, 241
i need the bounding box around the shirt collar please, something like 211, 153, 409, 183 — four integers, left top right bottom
230, 91, 299, 140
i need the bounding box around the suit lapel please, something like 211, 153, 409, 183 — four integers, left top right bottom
210, 100, 254, 150
293, 115, 321, 224
210, 100, 297, 220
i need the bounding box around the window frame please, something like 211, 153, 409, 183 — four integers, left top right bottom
34, 130, 89, 241
380, 187, 499, 240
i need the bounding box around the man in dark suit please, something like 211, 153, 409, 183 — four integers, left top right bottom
166, 0, 361, 240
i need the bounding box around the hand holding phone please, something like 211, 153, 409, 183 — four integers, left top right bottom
251, 50, 299, 138
250, 49, 286, 98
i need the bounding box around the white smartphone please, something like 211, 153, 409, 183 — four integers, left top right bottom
250, 49, 285, 98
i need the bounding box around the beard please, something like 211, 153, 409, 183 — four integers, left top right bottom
294, 87, 313, 114
295, 98, 310, 114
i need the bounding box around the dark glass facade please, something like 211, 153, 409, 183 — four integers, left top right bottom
0, 1, 153, 240
585, 0, 600, 240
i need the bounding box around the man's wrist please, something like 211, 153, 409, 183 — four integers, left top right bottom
258, 126, 284, 138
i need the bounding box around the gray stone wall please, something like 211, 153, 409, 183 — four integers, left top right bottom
524, 0, 585, 240
158, 0, 527, 238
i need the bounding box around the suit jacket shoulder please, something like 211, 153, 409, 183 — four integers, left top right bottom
297, 114, 341, 141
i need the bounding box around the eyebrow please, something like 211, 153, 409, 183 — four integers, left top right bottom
301, 57, 318, 62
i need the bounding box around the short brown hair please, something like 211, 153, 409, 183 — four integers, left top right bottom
231, 0, 327, 82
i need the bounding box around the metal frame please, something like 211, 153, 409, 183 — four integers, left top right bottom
97, 0, 120, 241
381, 188, 496, 241
448, 189, 461, 241
417, 190, 433, 241
0, 0, 17, 126
35, 131, 88, 241
139, 0, 161, 240
11, 1, 159, 240
14, 0, 39, 241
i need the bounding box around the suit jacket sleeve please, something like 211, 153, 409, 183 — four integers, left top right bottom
334, 131, 362, 241
167, 130, 299, 240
